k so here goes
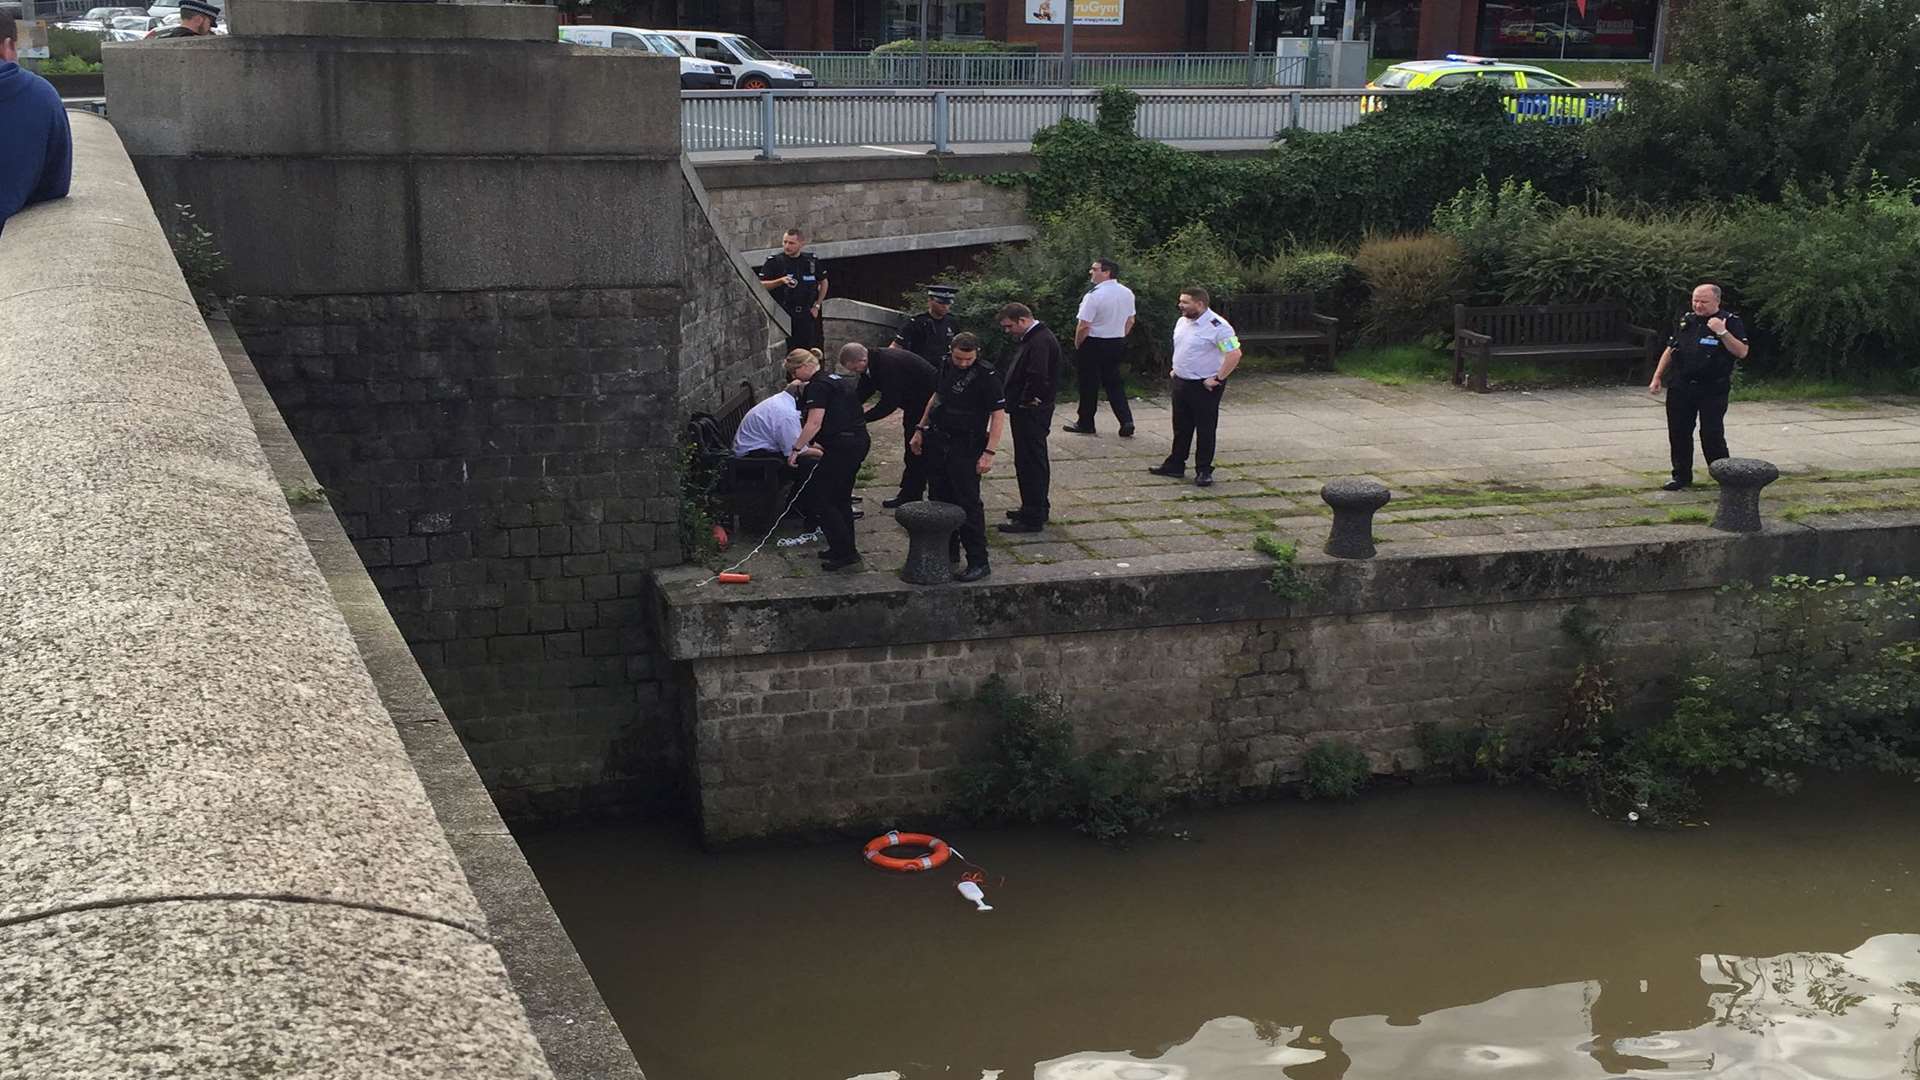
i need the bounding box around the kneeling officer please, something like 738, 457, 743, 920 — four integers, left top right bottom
909, 332, 1006, 583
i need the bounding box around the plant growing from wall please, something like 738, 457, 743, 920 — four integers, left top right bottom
168, 203, 228, 296
676, 441, 723, 564
1300, 738, 1370, 799
946, 675, 1166, 843
1252, 534, 1312, 602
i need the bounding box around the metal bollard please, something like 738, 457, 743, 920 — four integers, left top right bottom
896, 500, 967, 585
1708, 457, 1780, 533
1321, 478, 1391, 559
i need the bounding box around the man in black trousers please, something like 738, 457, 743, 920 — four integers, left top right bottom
856, 343, 939, 509
1648, 283, 1750, 490
789, 345, 871, 570
995, 302, 1062, 533
909, 333, 1006, 583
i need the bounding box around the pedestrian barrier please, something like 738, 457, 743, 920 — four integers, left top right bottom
681, 87, 1627, 156
772, 50, 1315, 89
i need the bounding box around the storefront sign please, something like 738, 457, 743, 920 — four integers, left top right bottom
1026, 0, 1124, 26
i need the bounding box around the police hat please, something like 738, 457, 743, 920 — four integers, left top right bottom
179, 0, 221, 18
926, 284, 958, 304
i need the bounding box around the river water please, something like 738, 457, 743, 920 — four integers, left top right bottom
523, 777, 1920, 1080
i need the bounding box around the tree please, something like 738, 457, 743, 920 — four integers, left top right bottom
1588, 0, 1920, 203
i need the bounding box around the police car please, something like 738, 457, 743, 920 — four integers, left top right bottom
1362, 55, 1619, 124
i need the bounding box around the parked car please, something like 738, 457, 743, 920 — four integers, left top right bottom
84, 5, 145, 20
1362, 54, 1616, 123
107, 14, 156, 39
655, 30, 814, 90
559, 25, 734, 89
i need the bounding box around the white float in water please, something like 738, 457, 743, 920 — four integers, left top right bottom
957, 879, 993, 911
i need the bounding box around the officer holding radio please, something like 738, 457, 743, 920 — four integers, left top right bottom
760, 227, 828, 352
1648, 283, 1750, 491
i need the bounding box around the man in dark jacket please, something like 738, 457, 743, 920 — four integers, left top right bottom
857, 345, 938, 510
0, 13, 72, 236
152, 0, 219, 38
1648, 283, 1750, 490
995, 302, 1062, 533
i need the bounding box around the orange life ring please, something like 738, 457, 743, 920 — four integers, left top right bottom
862, 830, 951, 872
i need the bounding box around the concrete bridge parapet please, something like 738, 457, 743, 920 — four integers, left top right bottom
0, 112, 636, 1080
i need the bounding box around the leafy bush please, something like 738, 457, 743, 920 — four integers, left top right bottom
1415, 721, 1527, 782
873, 37, 1038, 54
1431, 176, 1558, 303
1587, 0, 1920, 203
1301, 739, 1371, 799
1724, 182, 1920, 378
1353, 231, 1467, 343
945, 197, 1241, 376
946, 675, 1166, 843
1245, 248, 1368, 336
1496, 202, 1733, 329
37, 54, 102, 76
48, 27, 102, 65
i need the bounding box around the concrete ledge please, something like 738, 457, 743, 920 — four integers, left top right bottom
742, 224, 1034, 262
693, 150, 1037, 190
657, 520, 1920, 662
229, 0, 559, 40
0, 113, 554, 1079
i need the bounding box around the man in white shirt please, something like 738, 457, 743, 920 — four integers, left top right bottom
732, 350, 821, 458
1147, 286, 1242, 488
1062, 257, 1138, 438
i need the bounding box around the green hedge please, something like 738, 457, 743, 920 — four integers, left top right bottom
49, 27, 102, 65
873, 38, 1039, 55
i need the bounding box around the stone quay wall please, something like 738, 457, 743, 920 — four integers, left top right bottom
0, 111, 565, 1080
661, 524, 1920, 844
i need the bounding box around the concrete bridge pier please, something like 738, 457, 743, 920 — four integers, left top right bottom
107, 0, 785, 822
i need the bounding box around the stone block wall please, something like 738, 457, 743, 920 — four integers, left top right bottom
704, 175, 1030, 255
684, 588, 1738, 843
227, 288, 688, 820
679, 160, 788, 412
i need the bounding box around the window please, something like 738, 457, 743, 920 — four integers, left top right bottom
731, 35, 777, 61
693, 36, 732, 63
1374, 67, 1418, 88
1433, 70, 1517, 87
610, 31, 649, 50
645, 32, 691, 57
1477, 0, 1659, 58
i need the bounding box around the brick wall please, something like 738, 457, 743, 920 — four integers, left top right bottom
704, 176, 1030, 256
229, 289, 688, 821
686, 588, 1741, 843
680, 165, 789, 412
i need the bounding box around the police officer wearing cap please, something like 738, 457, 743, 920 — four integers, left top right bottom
1648, 283, 1750, 490
760, 227, 828, 352
790, 343, 871, 571
894, 284, 959, 366
153, 0, 219, 35
909, 332, 1006, 583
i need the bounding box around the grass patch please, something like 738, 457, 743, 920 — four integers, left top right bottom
1627, 516, 1657, 526
1781, 496, 1920, 522
1389, 481, 1644, 513
1333, 345, 1447, 386
1666, 507, 1710, 524
1732, 369, 1915, 402
282, 483, 329, 506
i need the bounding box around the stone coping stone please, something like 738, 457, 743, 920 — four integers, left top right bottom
229, 0, 559, 40
656, 518, 1920, 660
693, 150, 1038, 190
0, 900, 550, 1079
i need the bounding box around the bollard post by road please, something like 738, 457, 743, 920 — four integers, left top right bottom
1321, 478, 1391, 559
1708, 458, 1779, 533
1288, 90, 1303, 130
755, 89, 779, 161
930, 91, 951, 154
897, 501, 967, 585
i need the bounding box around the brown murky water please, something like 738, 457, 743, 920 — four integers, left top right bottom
523, 778, 1920, 1080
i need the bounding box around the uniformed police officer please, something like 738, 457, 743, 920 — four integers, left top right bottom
790, 343, 870, 570
152, 0, 219, 36
760, 228, 828, 352
857, 345, 939, 509
909, 332, 1006, 583
893, 284, 959, 366
1148, 286, 1242, 488
1648, 283, 1750, 490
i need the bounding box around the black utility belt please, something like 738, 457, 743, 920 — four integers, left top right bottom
1174, 374, 1219, 383
926, 424, 983, 440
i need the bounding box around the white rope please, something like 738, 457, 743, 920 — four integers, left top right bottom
693, 465, 821, 587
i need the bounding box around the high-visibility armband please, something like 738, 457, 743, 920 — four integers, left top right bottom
1219, 336, 1241, 353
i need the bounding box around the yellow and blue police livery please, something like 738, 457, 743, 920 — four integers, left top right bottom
1363, 55, 1621, 124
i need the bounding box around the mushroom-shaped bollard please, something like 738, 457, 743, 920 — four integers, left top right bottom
1321, 478, 1391, 560
896, 500, 967, 585
1708, 457, 1780, 533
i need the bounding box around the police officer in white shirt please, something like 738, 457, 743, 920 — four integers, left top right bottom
733, 349, 823, 458
1147, 286, 1242, 488
1062, 256, 1138, 437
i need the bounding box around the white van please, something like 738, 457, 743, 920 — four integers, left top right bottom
655, 30, 814, 90
559, 25, 735, 90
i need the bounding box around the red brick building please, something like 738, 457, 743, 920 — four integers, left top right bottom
615, 0, 1659, 60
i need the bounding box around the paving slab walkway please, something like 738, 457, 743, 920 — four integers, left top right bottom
698, 372, 1920, 584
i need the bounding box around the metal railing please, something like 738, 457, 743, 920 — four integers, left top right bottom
682, 87, 1628, 157
772, 50, 1315, 88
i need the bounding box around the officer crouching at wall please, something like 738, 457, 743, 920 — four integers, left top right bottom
909, 332, 1006, 583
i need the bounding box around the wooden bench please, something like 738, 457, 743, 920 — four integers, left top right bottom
686, 379, 789, 534
1217, 292, 1340, 369
1453, 303, 1661, 393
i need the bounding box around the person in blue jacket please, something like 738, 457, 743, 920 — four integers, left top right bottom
0, 12, 72, 235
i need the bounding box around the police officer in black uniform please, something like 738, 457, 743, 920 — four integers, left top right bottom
760, 228, 828, 352
893, 284, 959, 366
909, 332, 1006, 583
857, 345, 939, 510
789, 344, 870, 570
1648, 283, 1750, 490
